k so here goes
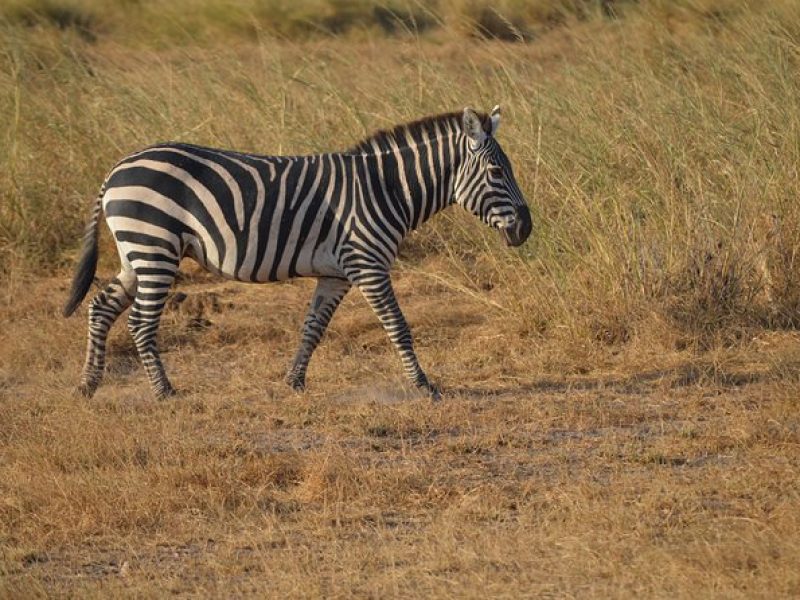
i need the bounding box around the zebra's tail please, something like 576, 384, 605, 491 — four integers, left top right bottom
63, 186, 105, 317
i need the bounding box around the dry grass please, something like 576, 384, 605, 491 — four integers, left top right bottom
4, 0, 800, 340
0, 0, 627, 44
2, 271, 800, 597
3, 0, 800, 596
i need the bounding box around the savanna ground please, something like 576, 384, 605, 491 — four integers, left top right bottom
2, 0, 800, 597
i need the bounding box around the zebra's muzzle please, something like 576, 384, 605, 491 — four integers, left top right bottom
502, 205, 532, 247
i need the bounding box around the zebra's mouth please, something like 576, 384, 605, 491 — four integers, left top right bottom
502, 205, 532, 247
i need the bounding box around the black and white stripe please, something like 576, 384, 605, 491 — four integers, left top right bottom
64, 106, 531, 400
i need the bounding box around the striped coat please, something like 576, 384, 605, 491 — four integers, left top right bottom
64, 107, 531, 400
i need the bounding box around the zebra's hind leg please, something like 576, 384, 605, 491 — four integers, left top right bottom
351, 271, 441, 401
286, 277, 351, 392
127, 265, 178, 400
78, 269, 136, 398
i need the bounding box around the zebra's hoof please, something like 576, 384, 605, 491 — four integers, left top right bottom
428, 385, 442, 402
156, 386, 177, 400
285, 375, 306, 393
76, 383, 97, 399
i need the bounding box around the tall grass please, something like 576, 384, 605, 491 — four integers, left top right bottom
2, 0, 800, 350
0, 0, 629, 44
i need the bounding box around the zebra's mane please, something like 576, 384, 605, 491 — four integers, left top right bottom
347, 110, 489, 154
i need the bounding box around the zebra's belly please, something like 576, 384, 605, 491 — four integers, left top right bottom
185, 236, 343, 283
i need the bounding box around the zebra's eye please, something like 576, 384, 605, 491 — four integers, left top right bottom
488, 166, 503, 178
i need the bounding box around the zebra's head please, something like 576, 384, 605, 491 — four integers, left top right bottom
454, 106, 532, 247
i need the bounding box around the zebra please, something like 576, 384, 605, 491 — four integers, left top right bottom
63, 106, 532, 401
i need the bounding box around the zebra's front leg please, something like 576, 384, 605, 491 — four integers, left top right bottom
352, 272, 441, 401
286, 277, 351, 392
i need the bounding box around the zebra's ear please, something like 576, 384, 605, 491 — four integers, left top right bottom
463, 107, 487, 149
490, 105, 501, 136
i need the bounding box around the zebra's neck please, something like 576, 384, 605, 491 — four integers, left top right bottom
350, 115, 467, 234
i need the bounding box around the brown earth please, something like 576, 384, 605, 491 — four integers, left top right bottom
2, 266, 799, 598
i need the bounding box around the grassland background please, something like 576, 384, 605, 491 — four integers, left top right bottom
4, 0, 800, 343
2, 0, 800, 597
